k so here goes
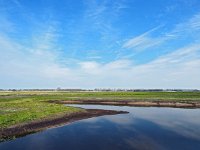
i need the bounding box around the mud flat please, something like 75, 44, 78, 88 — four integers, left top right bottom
49, 100, 200, 108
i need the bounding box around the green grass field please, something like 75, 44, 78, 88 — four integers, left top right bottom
0, 91, 200, 129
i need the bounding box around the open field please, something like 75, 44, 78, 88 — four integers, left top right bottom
1, 91, 200, 101
0, 91, 200, 139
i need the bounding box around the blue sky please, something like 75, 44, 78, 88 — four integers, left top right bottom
0, 0, 200, 89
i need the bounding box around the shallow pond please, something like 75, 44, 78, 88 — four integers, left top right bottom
0, 105, 200, 150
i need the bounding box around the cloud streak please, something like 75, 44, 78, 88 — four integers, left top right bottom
123, 26, 168, 51
123, 12, 200, 53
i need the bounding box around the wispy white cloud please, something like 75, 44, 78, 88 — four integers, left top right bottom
83, 0, 127, 45
79, 61, 100, 74
129, 44, 200, 88
123, 12, 200, 52
150, 44, 200, 65
188, 13, 200, 30
0, 18, 70, 86
166, 12, 200, 37
104, 59, 132, 69
123, 27, 168, 51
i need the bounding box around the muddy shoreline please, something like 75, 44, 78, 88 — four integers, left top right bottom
0, 109, 128, 141
49, 100, 200, 108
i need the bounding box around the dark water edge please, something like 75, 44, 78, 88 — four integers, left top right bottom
0, 105, 200, 150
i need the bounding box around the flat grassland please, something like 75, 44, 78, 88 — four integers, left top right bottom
1, 91, 200, 129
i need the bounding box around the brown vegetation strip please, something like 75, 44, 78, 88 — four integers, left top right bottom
0, 109, 128, 141
49, 100, 200, 108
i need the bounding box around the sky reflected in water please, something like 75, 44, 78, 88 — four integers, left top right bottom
0, 105, 200, 150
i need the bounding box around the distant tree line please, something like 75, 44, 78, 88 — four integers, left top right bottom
0, 88, 199, 92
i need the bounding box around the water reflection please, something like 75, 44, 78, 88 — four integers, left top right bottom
0, 105, 200, 150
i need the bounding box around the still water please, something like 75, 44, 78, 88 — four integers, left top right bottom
0, 105, 200, 150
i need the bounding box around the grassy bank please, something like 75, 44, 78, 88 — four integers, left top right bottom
0, 91, 200, 129
0, 95, 83, 129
